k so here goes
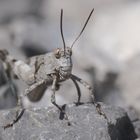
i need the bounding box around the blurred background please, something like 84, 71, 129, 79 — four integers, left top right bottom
0, 0, 140, 117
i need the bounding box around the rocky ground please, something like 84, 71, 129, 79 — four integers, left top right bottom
0, 103, 138, 140
0, 0, 140, 139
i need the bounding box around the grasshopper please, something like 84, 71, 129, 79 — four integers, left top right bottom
1, 8, 107, 129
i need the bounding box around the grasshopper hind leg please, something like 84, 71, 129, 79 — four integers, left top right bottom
3, 95, 25, 129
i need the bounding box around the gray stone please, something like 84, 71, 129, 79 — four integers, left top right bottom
0, 103, 137, 140
126, 107, 140, 138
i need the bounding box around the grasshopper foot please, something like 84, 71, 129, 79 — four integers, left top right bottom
3, 123, 14, 130
94, 102, 108, 120
3, 109, 25, 130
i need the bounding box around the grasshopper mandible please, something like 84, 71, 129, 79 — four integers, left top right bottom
1, 8, 106, 129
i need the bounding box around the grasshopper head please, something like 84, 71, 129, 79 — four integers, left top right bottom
54, 47, 72, 59
54, 47, 72, 79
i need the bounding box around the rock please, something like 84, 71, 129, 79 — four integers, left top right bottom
0, 103, 137, 140
126, 107, 140, 138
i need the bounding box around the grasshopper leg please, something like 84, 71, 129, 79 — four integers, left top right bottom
3, 95, 25, 129
71, 74, 95, 102
24, 80, 45, 96
51, 76, 69, 121
70, 77, 81, 105
71, 74, 107, 120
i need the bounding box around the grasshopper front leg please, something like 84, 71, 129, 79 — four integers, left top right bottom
71, 74, 107, 120
70, 77, 81, 105
71, 74, 95, 103
51, 76, 61, 111
51, 75, 69, 121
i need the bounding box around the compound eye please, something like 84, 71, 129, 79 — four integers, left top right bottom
54, 48, 61, 59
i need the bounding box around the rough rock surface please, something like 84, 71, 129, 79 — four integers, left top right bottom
0, 103, 137, 140
126, 107, 140, 138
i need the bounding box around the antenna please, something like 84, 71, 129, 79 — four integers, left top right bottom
71, 8, 94, 49
60, 9, 66, 54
